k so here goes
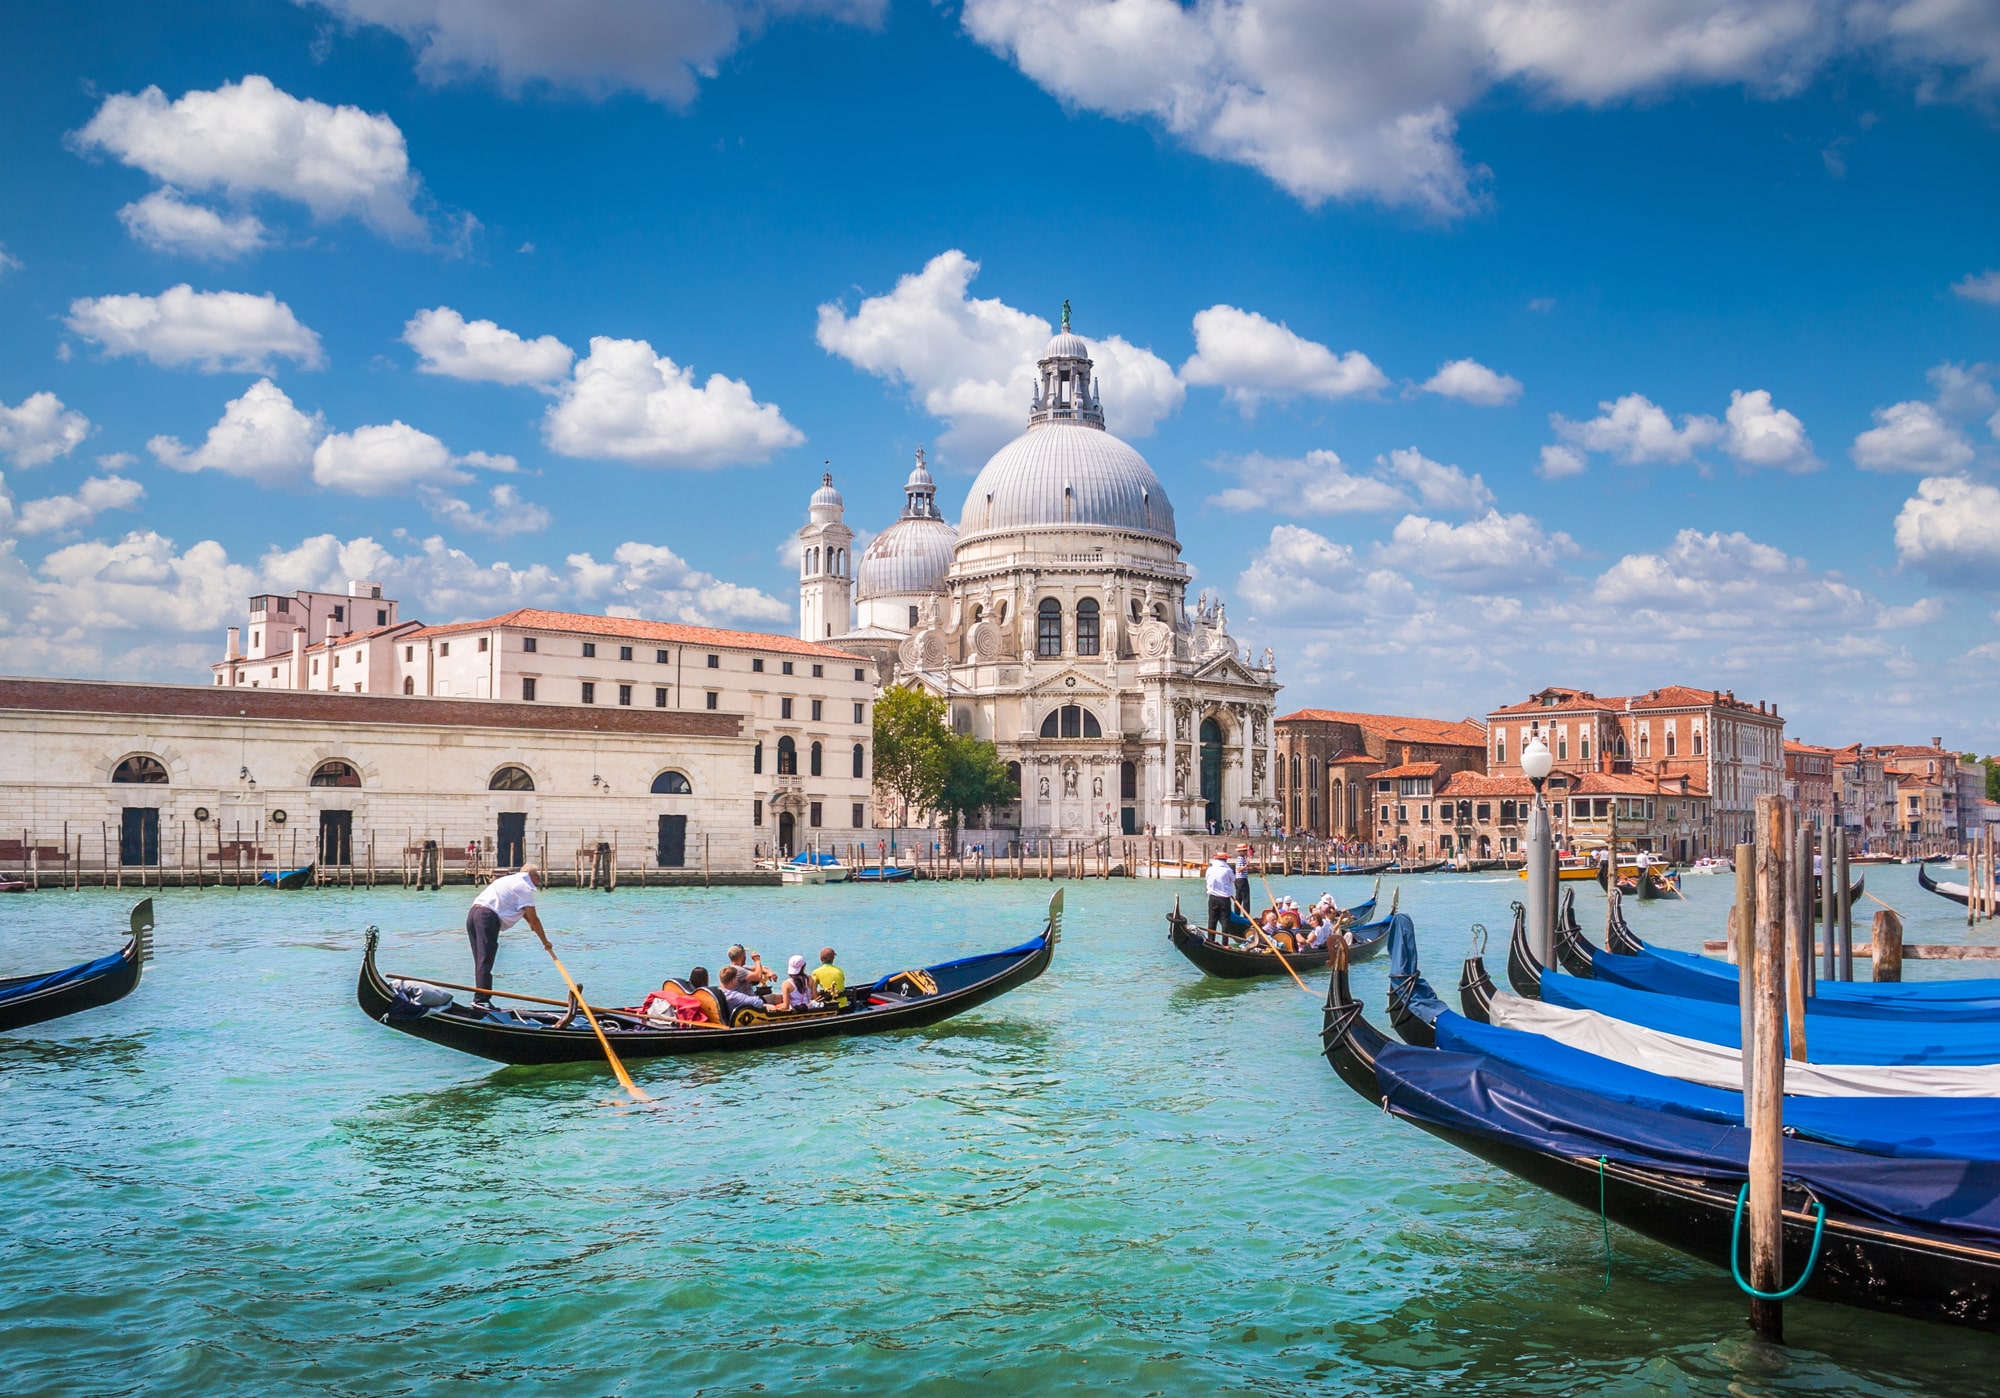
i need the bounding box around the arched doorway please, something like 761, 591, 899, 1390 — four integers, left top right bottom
778, 810, 796, 856
1199, 717, 1223, 831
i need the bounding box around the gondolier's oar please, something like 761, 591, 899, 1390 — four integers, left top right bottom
538, 936, 649, 1102
1235, 899, 1316, 998
1862, 890, 1901, 918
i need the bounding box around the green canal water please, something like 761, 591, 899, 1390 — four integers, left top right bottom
5, 866, 1999, 1396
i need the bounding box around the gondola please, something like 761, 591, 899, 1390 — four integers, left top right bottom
358, 892, 1062, 1065
1321, 932, 2000, 1332
1166, 891, 1391, 979
259, 863, 315, 890
0, 878, 27, 893
1812, 872, 1863, 918
1395, 859, 1446, 874
1639, 866, 1682, 900
1920, 864, 1971, 907
849, 865, 914, 883
1331, 860, 1393, 876
0, 898, 153, 1033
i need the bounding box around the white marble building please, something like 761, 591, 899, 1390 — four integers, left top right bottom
800, 320, 1281, 837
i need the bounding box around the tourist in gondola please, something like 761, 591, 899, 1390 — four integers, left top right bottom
776, 955, 816, 1010
1204, 854, 1236, 932
811, 947, 845, 999
465, 862, 550, 1009
716, 964, 769, 1017
725, 943, 776, 992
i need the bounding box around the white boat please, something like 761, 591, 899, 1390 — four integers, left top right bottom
780, 851, 848, 885
1686, 856, 1734, 876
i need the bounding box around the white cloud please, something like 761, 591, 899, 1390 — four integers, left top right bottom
1207, 449, 1408, 515
117, 189, 268, 260
0, 246, 21, 277
1722, 388, 1818, 471
960, 0, 2000, 214
1236, 523, 1363, 616
1420, 357, 1521, 406
148, 379, 327, 485
1851, 400, 1975, 473
419, 482, 554, 536
0, 392, 93, 468
319, 0, 885, 107
1592, 528, 1878, 630
814, 249, 1183, 460
14, 476, 146, 537
572, 541, 794, 624
29, 530, 255, 637
1379, 446, 1494, 513
1181, 305, 1387, 411
73, 75, 424, 239
1895, 475, 2000, 586
1956, 270, 2000, 305
310, 422, 480, 497
1381, 510, 1577, 589
1536, 443, 1587, 480
1551, 392, 1723, 466
403, 306, 574, 386
66, 285, 324, 373
544, 336, 803, 468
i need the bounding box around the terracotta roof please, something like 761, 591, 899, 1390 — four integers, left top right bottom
1277, 709, 1487, 748
1784, 739, 1839, 754
1435, 771, 1536, 797
1322, 750, 1379, 766
1625, 685, 1780, 716
402, 608, 871, 663
1488, 687, 1624, 717
1373, 761, 1442, 779
1436, 769, 1709, 800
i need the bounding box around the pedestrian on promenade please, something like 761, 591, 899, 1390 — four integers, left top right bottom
466, 862, 550, 1008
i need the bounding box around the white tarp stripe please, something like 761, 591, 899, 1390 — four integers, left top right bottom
1487, 993, 2000, 1099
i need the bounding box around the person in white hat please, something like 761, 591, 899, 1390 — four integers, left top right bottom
776, 954, 815, 1010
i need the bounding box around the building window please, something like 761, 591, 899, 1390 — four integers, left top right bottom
1694, 730, 1704, 755
852, 743, 865, 778
754, 741, 764, 774
404, 645, 413, 661
478, 637, 489, 653
619, 645, 633, 661
809, 801, 823, 828
651, 770, 692, 794
811, 699, 823, 721
781, 697, 794, 720
854, 668, 865, 682
1581, 732, 1591, 762
777, 737, 797, 775
1380, 805, 1391, 823
276, 598, 290, 614
1037, 598, 1063, 657
489, 765, 535, 791
581, 682, 596, 704
1396, 805, 1408, 823
404, 677, 415, 694
377, 609, 388, 626
657, 650, 669, 664
1495, 733, 1506, 764
112, 755, 169, 784
655, 687, 667, 707
618, 684, 633, 706
753, 657, 765, 672
523, 637, 537, 653
523, 678, 536, 701
852, 802, 865, 828
810, 741, 823, 776
1666, 731, 1677, 757
580, 642, 595, 658
1075, 598, 1100, 655
705, 691, 718, 710
311, 760, 362, 787
782, 660, 795, 676
908, 605, 920, 628
311, 659, 320, 675
853, 702, 865, 724
1557, 734, 1567, 760
1475, 802, 1491, 821
1639, 730, 1650, 758
1038, 704, 1102, 739
753, 799, 763, 826
812, 664, 823, 678
707, 654, 720, 668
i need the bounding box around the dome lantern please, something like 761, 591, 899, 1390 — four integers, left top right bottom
1028, 299, 1104, 431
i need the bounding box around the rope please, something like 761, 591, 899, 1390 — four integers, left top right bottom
1729, 1182, 1827, 1301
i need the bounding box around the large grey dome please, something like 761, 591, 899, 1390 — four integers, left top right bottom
959, 423, 1177, 543
858, 515, 956, 599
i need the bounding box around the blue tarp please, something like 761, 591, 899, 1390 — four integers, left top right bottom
1429, 1007, 2000, 1160
1630, 942, 2000, 1005
1542, 970, 2000, 1064
1369, 1035, 2000, 1246
0, 950, 124, 1005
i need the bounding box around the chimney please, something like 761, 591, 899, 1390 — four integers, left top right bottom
291, 628, 307, 690
226, 626, 241, 660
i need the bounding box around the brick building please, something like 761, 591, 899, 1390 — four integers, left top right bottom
1371, 767, 1711, 862
1784, 740, 1837, 832
1273, 709, 1488, 843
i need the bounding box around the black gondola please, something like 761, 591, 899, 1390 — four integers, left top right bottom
1331, 860, 1394, 875
358, 892, 1061, 1065
0, 898, 153, 1033
1320, 929, 2000, 1332
1919, 864, 1971, 907
1166, 891, 1391, 979
259, 863, 315, 890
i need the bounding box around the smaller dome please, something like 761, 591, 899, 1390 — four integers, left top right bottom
858, 515, 956, 601
905, 457, 936, 492
1042, 331, 1091, 361
810, 471, 843, 508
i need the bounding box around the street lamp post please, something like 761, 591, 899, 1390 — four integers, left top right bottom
1522, 736, 1556, 965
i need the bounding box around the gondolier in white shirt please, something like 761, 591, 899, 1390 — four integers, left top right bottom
1204, 855, 1237, 933
466, 863, 551, 1008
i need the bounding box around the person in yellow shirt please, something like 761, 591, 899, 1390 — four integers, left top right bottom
810, 946, 846, 1001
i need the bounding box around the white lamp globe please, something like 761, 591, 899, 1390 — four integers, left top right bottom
1522, 736, 1554, 784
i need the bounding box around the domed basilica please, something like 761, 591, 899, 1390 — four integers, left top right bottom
798, 318, 1281, 838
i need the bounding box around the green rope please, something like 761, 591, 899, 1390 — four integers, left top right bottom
1729, 1182, 1827, 1301
1593, 1156, 1613, 1291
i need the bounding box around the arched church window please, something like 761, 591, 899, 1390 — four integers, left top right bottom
1075, 599, 1100, 656
403, 677, 415, 694
1038, 705, 1102, 739
1036, 598, 1063, 657
777, 737, 798, 775
112, 755, 168, 784
311, 760, 361, 788
489, 765, 535, 792
650, 770, 693, 795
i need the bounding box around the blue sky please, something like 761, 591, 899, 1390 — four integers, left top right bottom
1, 1, 1997, 744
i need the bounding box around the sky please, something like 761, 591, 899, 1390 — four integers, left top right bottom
1, 1, 1997, 746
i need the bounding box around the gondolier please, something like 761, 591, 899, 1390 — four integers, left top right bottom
1204, 855, 1235, 931
466, 863, 550, 1008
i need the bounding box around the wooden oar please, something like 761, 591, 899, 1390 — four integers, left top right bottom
538, 936, 650, 1102
395, 975, 603, 1011
1235, 898, 1317, 998
1862, 890, 1901, 918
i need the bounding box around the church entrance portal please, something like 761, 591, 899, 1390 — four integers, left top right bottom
1199, 718, 1223, 831
778, 811, 796, 856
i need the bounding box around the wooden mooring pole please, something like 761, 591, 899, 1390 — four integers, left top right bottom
1747, 793, 1789, 1342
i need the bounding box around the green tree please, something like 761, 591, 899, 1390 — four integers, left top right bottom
1985, 756, 2000, 804
871, 685, 948, 844
937, 733, 1018, 853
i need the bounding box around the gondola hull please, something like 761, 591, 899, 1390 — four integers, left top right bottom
1920, 864, 1971, 907
0, 899, 152, 1033
358, 895, 1061, 1064
1166, 906, 1389, 978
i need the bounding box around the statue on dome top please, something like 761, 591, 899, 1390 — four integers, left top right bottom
1060, 298, 1071, 333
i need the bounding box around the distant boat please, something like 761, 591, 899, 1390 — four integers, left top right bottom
781, 851, 848, 885
258, 863, 315, 890
849, 864, 914, 884
1685, 856, 1732, 876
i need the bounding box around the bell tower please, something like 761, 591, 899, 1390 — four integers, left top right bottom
798, 471, 854, 641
